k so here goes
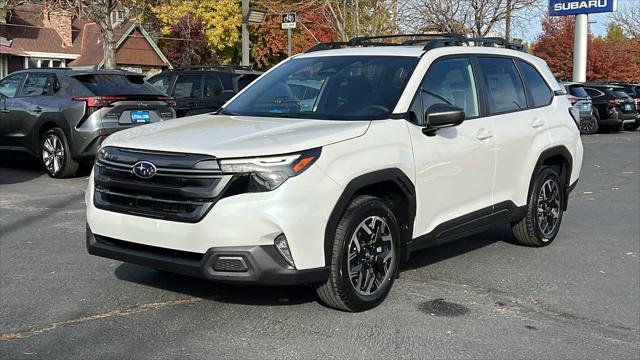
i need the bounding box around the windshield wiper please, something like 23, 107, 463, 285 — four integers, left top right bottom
218, 108, 240, 116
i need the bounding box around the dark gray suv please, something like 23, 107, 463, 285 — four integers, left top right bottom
0, 69, 176, 178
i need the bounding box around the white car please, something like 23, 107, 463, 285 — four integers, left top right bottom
86, 35, 583, 312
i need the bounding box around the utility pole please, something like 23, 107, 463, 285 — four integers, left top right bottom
241, 0, 249, 66
572, 13, 588, 82
505, 0, 512, 41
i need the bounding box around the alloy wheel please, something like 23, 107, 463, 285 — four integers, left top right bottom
536, 179, 561, 240
580, 116, 597, 134
42, 134, 65, 175
347, 215, 395, 296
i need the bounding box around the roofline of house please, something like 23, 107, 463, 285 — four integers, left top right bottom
97, 22, 173, 69
22, 51, 79, 59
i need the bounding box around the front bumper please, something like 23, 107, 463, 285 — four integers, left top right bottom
87, 224, 329, 285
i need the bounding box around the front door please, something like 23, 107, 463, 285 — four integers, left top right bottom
407, 56, 496, 238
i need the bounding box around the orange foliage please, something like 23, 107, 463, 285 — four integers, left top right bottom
532, 15, 640, 82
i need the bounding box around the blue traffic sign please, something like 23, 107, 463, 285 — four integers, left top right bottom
549, 0, 617, 16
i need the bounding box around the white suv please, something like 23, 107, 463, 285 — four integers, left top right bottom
86, 35, 583, 312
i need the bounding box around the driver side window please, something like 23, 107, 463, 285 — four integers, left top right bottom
418, 57, 479, 123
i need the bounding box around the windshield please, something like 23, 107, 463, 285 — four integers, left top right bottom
612, 90, 630, 99
223, 56, 419, 120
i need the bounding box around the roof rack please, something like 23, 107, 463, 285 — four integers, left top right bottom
304, 33, 527, 53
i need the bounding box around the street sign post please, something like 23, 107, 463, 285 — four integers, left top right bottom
548, 0, 617, 82
281, 13, 296, 57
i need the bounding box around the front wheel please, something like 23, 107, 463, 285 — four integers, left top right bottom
316, 195, 400, 312
512, 167, 564, 247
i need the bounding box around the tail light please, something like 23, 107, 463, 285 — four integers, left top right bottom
568, 106, 580, 128
73, 96, 127, 108
568, 96, 578, 105
159, 96, 176, 107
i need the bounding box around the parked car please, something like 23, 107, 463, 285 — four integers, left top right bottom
86, 34, 583, 312
0, 69, 176, 178
147, 66, 262, 118
561, 81, 597, 134
583, 84, 636, 132
609, 82, 640, 131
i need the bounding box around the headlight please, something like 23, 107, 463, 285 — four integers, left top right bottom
219, 148, 321, 191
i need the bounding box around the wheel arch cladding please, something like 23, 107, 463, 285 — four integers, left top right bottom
529, 146, 573, 211
324, 168, 416, 265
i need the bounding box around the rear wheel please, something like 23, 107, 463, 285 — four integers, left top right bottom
623, 121, 639, 131
40, 128, 79, 178
512, 167, 564, 247
316, 195, 400, 312
580, 112, 598, 134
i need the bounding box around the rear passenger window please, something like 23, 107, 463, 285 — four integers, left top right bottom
148, 75, 174, 94
419, 57, 479, 120
20, 73, 55, 97
204, 75, 223, 97
516, 61, 552, 107
477, 57, 527, 114
173, 75, 202, 98
585, 88, 603, 97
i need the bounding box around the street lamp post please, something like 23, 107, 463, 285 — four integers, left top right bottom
241, 1, 267, 66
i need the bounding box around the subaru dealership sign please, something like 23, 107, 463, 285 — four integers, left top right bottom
549, 0, 617, 16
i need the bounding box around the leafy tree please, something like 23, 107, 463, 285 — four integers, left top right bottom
160, 16, 213, 67
153, 0, 241, 62
532, 15, 640, 82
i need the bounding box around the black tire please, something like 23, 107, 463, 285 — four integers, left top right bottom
512, 167, 564, 247
316, 195, 401, 312
40, 127, 79, 178
580, 112, 599, 134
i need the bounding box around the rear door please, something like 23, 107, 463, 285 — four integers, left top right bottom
482, 57, 553, 207
0, 73, 27, 148
171, 73, 203, 117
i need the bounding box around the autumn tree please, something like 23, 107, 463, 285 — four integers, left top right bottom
160, 16, 213, 67
152, 0, 241, 63
611, 1, 639, 39
46, 0, 120, 69
323, 0, 399, 41
532, 15, 640, 82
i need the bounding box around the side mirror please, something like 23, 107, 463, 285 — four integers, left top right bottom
422, 104, 465, 136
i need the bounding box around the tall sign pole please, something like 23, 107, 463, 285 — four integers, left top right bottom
572, 14, 588, 82
281, 13, 296, 57
549, 0, 618, 82
241, 0, 249, 66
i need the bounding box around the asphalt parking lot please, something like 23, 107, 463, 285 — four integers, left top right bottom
0, 132, 639, 359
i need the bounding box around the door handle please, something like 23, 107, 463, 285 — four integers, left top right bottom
531, 119, 545, 128
187, 102, 197, 108
32, 106, 42, 113
476, 128, 493, 140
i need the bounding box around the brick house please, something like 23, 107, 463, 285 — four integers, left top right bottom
0, 3, 172, 79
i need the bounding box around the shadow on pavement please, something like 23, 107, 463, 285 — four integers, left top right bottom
114, 263, 318, 306
0, 153, 43, 185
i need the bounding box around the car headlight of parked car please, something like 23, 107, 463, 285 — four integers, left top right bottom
219, 148, 321, 191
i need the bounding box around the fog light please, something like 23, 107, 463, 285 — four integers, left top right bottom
274, 234, 295, 268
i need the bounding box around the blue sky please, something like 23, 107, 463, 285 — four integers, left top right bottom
513, 0, 636, 42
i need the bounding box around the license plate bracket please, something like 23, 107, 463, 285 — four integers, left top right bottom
131, 111, 150, 123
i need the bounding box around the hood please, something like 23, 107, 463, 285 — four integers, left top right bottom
103, 114, 371, 158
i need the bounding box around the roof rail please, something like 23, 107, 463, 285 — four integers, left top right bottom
304, 33, 527, 53
168, 65, 255, 72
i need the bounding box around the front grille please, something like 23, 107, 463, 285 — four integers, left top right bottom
94, 147, 232, 223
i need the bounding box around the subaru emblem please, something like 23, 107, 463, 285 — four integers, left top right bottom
132, 161, 157, 179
